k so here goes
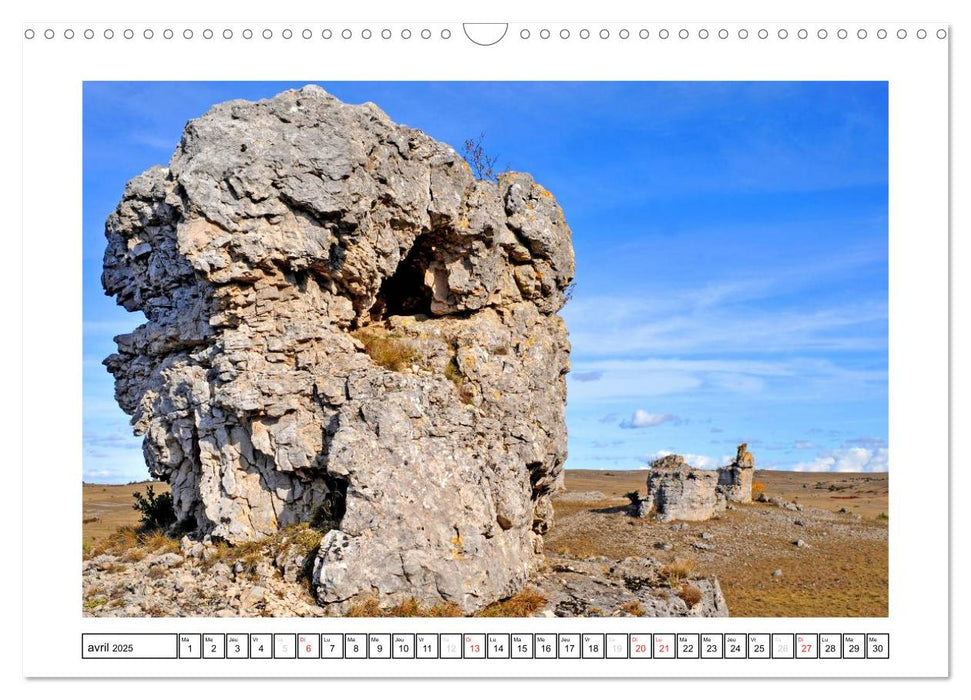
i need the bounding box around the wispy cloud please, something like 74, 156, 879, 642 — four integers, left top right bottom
592, 440, 625, 449
565, 299, 887, 358
620, 410, 677, 429
571, 371, 603, 382
84, 433, 141, 451
843, 436, 888, 449
567, 356, 886, 405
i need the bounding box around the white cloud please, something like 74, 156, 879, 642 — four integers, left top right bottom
790, 446, 888, 473
620, 409, 675, 429
794, 441, 816, 449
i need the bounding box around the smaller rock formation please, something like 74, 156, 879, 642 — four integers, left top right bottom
640, 445, 755, 522
716, 443, 755, 504
642, 455, 721, 522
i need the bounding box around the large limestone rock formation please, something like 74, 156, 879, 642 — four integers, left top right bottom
102, 86, 575, 613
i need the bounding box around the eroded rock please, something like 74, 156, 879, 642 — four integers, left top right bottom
643, 456, 721, 522
640, 445, 755, 522
102, 86, 574, 613
716, 443, 755, 503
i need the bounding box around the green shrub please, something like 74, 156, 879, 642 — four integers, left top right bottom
131, 485, 177, 532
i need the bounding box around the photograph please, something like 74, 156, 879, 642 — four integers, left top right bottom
82, 80, 889, 619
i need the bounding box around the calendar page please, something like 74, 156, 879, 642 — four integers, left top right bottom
16, 0, 951, 683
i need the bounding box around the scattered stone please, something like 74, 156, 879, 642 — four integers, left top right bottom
100, 86, 575, 614
239, 586, 267, 610
772, 569, 783, 578
654, 542, 673, 551
145, 553, 184, 569
769, 497, 803, 512
793, 539, 810, 548
532, 555, 729, 617
699, 532, 714, 540
793, 519, 805, 527
692, 542, 715, 551
670, 523, 688, 531
275, 545, 311, 584
91, 555, 119, 571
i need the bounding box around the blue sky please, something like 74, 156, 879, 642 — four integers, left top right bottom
83, 81, 888, 482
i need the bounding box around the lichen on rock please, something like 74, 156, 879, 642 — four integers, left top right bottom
101, 86, 575, 613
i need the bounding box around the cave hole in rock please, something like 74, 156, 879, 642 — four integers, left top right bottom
369, 230, 451, 321
310, 474, 349, 532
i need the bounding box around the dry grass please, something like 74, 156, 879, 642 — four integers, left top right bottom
345, 597, 463, 617
751, 480, 766, 496
86, 526, 180, 560
345, 598, 384, 617
475, 588, 547, 617
83, 481, 172, 545
620, 600, 644, 616
660, 559, 695, 586
713, 543, 889, 617
351, 328, 416, 372
199, 523, 322, 572
345, 590, 545, 618
546, 469, 889, 617
678, 583, 703, 607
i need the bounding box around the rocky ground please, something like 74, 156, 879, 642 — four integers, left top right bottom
81, 527, 727, 618
546, 470, 888, 617
82, 470, 886, 618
